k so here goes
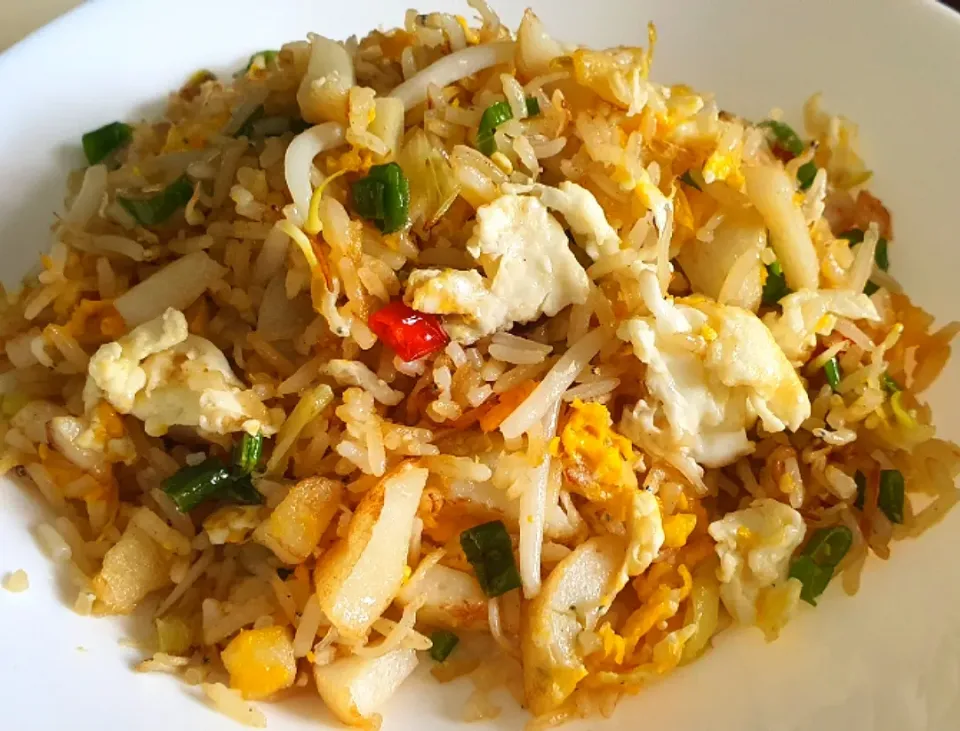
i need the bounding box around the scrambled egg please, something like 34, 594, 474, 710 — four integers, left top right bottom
405, 194, 590, 343
617, 265, 810, 471
707, 498, 805, 626
507, 182, 621, 260
559, 399, 637, 504
203, 505, 263, 545
85, 308, 279, 437
767, 289, 880, 362
620, 491, 665, 581
221, 626, 297, 700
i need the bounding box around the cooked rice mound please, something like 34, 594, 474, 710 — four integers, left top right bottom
2, 2, 959, 727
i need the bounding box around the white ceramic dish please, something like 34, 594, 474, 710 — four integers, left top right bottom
1, 0, 959, 729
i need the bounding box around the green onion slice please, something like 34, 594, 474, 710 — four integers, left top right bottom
82, 121, 133, 165
233, 432, 263, 475
878, 469, 905, 524
796, 161, 817, 191
429, 630, 460, 662
839, 229, 865, 245
679, 170, 703, 191
874, 238, 890, 272
476, 98, 541, 156
117, 175, 194, 227
460, 520, 521, 597
762, 260, 791, 306
881, 372, 901, 394
243, 50, 278, 73
788, 525, 853, 605
759, 120, 804, 157
823, 356, 842, 391
162, 457, 235, 513
234, 104, 266, 139
863, 281, 880, 296
854, 470, 867, 510
221, 474, 264, 506
351, 162, 410, 234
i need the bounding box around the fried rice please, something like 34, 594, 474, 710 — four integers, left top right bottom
1, 2, 959, 728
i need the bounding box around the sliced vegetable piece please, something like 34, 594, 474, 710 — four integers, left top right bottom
759, 119, 804, 157
460, 520, 521, 598
761, 260, 791, 306
313, 648, 418, 727
878, 469, 905, 524
233, 432, 263, 475
679, 170, 703, 191
82, 121, 133, 165
220, 474, 264, 506
428, 630, 460, 662
117, 175, 194, 227
881, 372, 901, 394
351, 162, 410, 233
162, 457, 235, 513
234, 104, 265, 139
874, 237, 890, 272
854, 470, 867, 510
243, 50, 278, 72
314, 462, 428, 638
475, 97, 542, 156
796, 161, 817, 191
823, 356, 841, 391
839, 229, 865, 244
788, 525, 852, 606
368, 301, 448, 362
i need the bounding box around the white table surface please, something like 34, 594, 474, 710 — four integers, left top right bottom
0, 0, 82, 52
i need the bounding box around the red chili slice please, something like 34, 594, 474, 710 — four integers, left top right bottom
368, 301, 449, 362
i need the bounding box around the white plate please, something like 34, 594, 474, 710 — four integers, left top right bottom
1, 1, 959, 729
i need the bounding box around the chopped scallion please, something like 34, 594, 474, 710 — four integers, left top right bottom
875, 237, 890, 272
839, 228, 865, 245
878, 469, 905, 524
788, 525, 853, 605
881, 372, 901, 394
244, 50, 278, 72
863, 280, 880, 296
351, 162, 410, 233
82, 121, 133, 165
162, 457, 235, 513
117, 175, 194, 227
429, 630, 460, 662
233, 432, 263, 475
476, 98, 542, 156
221, 474, 264, 506
234, 104, 265, 139
854, 470, 867, 510
762, 260, 791, 306
759, 120, 804, 157
460, 520, 521, 597
796, 161, 817, 191
679, 170, 702, 191
823, 356, 841, 391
